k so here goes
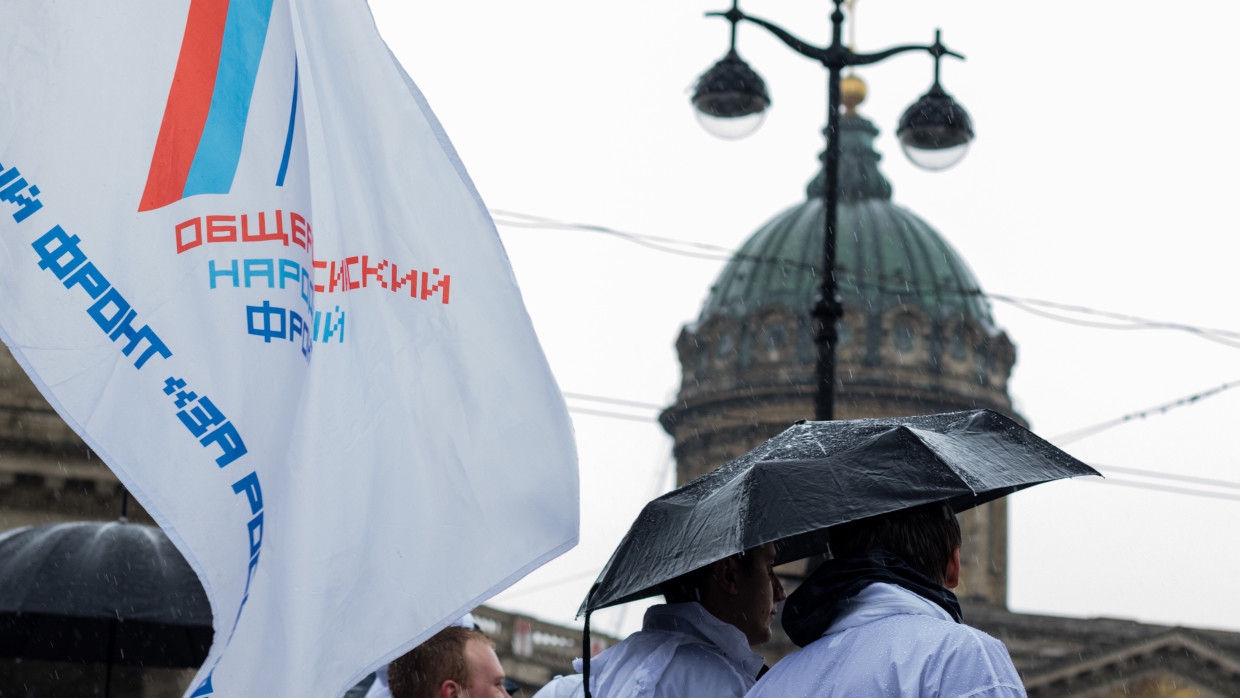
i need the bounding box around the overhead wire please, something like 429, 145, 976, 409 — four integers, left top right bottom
563, 391, 664, 424
518, 400, 1240, 600
492, 210, 742, 262
567, 406, 657, 423
490, 466, 1240, 603
989, 295, 1240, 339
563, 392, 665, 410
987, 295, 1240, 351
561, 388, 1240, 503
491, 210, 1240, 349
1050, 379, 1240, 445
1076, 476, 1240, 503
502, 208, 1240, 449
1096, 464, 1240, 491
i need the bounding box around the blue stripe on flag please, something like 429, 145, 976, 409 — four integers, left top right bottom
276, 59, 299, 187
183, 0, 276, 199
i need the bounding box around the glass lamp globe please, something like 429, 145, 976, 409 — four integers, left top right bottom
693, 108, 767, 140
899, 139, 970, 171
897, 83, 974, 171
692, 51, 770, 140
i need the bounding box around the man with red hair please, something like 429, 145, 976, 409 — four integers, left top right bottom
388, 626, 509, 698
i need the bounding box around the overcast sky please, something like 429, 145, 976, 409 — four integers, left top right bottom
369, 0, 1240, 639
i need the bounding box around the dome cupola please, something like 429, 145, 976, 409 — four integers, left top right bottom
699, 114, 996, 334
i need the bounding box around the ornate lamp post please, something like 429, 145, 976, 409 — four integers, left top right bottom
693, 0, 975, 420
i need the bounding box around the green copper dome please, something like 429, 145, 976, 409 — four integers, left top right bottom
665, 108, 1021, 517
700, 114, 995, 332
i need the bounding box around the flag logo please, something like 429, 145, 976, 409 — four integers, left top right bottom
139, 0, 284, 212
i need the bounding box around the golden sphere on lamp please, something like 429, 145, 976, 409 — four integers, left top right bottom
841, 74, 867, 115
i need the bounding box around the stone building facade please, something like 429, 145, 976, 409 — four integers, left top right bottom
0, 344, 148, 531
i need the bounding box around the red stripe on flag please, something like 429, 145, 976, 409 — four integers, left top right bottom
139, 0, 232, 212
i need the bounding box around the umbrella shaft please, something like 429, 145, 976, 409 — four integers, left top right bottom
104, 617, 118, 698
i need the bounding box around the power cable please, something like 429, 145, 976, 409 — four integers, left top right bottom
567, 406, 658, 423
492, 209, 812, 268
1096, 464, 1240, 491
566, 374, 1240, 451
1051, 378, 1240, 445
493, 210, 741, 262
1078, 475, 1240, 503
988, 296, 1240, 351
989, 295, 1240, 341
559, 387, 1240, 497
502, 210, 1240, 506
492, 472, 1240, 603
488, 464, 1240, 604
563, 392, 665, 410
492, 210, 1240, 349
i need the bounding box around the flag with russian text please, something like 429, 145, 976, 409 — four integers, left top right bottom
0, 1, 579, 696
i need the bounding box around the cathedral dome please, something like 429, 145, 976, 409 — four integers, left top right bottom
663, 111, 1019, 495
699, 114, 997, 334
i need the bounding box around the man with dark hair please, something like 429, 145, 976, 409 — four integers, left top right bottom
533, 543, 785, 698
388, 626, 509, 698
749, 502, 1026, 697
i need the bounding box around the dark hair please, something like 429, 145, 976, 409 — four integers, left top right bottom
829, 502, 962, 584
659, 548, 761, 604
388, 626, 495, 698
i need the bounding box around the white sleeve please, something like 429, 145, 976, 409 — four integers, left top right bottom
362, 665, 391, 698
958, 686, 1027, 698
532, 674, 585, 698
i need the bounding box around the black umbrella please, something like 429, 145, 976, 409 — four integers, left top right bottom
0, 520, 213, 695
582, 409, 1099, 614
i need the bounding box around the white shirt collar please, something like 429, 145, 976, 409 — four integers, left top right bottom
642, 602, 766, 678
827, 582, 953, 636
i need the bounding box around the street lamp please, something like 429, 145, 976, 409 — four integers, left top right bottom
692, 0, 974, 421
691, 14, 769, 139
692, 50, 769, 139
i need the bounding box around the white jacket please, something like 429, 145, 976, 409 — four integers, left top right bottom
749, 583, 1026, 698
533, 602, 765, 698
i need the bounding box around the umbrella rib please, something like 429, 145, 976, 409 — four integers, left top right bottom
13, 523, 90, 614
905, 426, 987, 496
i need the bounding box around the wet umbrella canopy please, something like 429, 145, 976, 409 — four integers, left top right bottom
0, 520, 212, 667
582, 409, 1099, 614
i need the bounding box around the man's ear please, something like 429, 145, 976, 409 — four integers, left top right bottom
712, 556, 743, 596
439, 680, 462, 698
944, 547, 961, 589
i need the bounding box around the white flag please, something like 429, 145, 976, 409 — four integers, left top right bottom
0, 1, 579, 696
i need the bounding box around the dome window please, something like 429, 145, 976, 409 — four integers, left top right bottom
948, 332, 967, 361
765, 325, 787, 352
893, 322, 917, 353
975, 345, 989, 381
